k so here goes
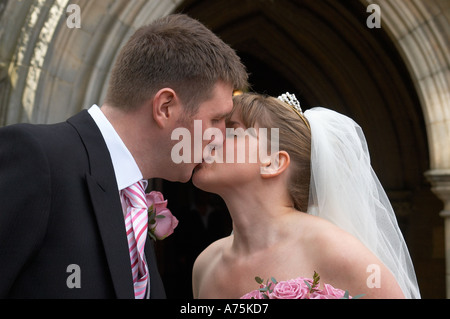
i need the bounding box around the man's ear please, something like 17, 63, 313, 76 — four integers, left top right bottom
260, 151, 290, 178
152, 88, 179, 128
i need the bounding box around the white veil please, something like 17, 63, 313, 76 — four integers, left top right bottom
304, 107, 421, 299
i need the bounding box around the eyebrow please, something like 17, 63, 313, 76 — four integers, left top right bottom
216, 111, 231, 120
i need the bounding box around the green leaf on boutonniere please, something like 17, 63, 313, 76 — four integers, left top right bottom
148, 231, 156, 241
148, 205, 156, 225
255, 276, 264, 285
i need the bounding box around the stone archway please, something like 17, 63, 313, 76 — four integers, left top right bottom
0, 0, 448, 297
0, 0, 184, 125
364, 0, 450, 297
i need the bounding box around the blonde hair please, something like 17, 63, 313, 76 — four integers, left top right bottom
231, 93, 311, 212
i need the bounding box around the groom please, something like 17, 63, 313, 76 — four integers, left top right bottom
0, 14, 248, 298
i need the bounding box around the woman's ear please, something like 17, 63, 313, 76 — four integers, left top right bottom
260, 151, 290, 178
152, 88, 178, 128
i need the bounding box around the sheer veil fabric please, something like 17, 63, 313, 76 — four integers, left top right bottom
304, 107, 420, 299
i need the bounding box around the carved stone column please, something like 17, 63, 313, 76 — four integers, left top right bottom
426, 169, 450, 298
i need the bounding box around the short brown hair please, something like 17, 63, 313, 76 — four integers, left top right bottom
231, 93, 311, 212
105, 14, 248, 113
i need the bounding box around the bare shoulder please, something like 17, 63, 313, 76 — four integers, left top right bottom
298, 214, 405, 298
302, 214, 364, 252
193, 236, 230, 270
192, 236, 231, 298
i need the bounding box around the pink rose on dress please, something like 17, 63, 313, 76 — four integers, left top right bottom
240, 272, 361, 299
309, 291, 338, 299
308, 283, 349, 299
321, 283, 348, 299
269, 279, 310, 299
146, 191, 178, 240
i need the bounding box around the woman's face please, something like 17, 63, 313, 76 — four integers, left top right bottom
192, 110, 263, 195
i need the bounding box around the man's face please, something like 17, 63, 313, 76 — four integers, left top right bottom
170, 81, 234, 182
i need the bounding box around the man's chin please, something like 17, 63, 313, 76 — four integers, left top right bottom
162, 162, 206, 183
172, 172, 193, 184
159, 166, 193, 183
180, 163, 201, 183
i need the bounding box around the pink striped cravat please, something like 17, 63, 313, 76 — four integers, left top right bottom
121, 180, 149, 299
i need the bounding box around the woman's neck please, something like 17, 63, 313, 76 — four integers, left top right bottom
221, 185, 295, 256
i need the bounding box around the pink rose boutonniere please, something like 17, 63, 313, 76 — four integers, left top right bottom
241, 272, 364, 299
146, 191, 178, 241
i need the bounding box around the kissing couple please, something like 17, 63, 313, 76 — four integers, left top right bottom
0, 14, 419, 299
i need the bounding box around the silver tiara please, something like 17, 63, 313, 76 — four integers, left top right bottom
278, 92, 303, 115
278, 92, 310, 130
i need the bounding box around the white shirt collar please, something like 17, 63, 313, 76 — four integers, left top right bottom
88, 105, 143, 190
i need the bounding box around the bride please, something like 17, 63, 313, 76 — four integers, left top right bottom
191, 92, 420, 299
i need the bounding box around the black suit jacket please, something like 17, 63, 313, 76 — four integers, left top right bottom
0, 110, 166, 299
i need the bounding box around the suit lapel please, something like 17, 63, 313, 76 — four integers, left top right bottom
68, 111, 134, 299
144, 242, 166, 299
